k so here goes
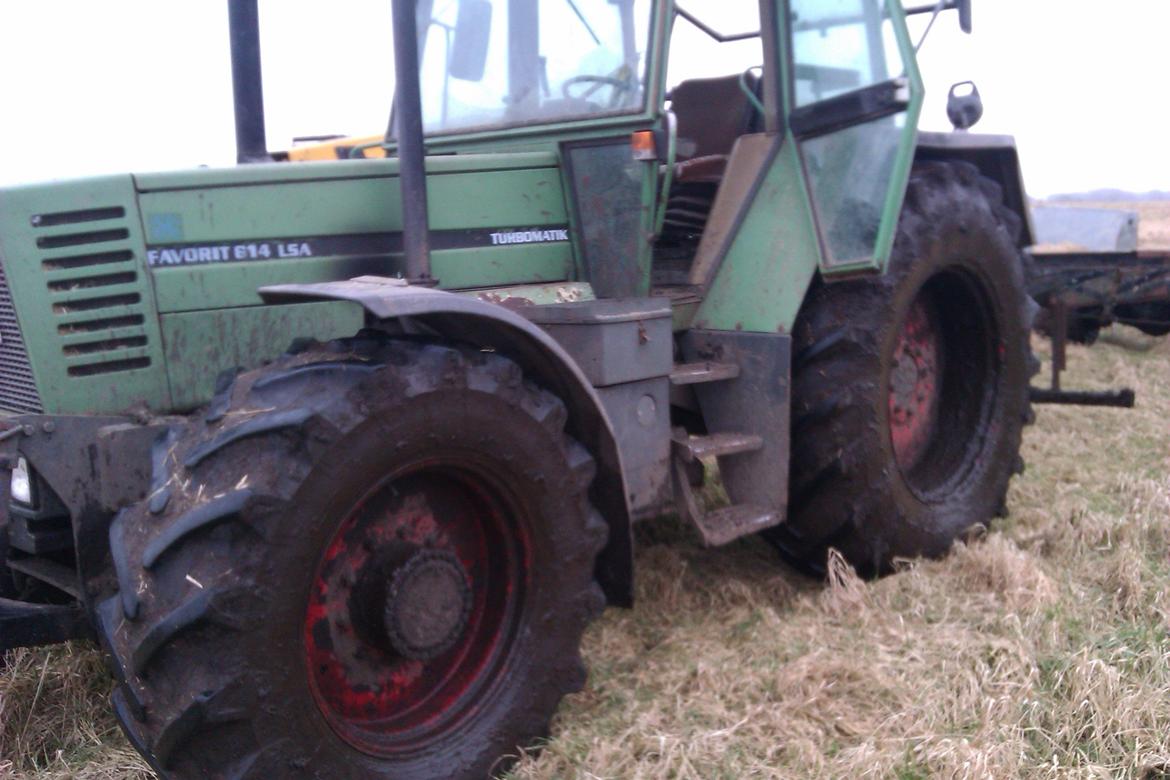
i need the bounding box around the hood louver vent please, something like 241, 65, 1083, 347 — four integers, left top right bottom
33, 206, 151, 378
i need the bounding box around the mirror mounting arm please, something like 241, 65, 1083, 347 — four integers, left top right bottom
904, 0, 972, 35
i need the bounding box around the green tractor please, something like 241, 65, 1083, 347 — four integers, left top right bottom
0, 0, 1037, 775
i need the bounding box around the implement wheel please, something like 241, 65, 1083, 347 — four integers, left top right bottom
96, 338, 606, 778
767, 161, 1037, 575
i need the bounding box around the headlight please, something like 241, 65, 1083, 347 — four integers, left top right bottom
11, 457, 32, 505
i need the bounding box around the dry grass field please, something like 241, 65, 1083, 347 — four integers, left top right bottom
1, 330, 1166, 779
2, 205, 1169, 777
507, 328, 1170, 779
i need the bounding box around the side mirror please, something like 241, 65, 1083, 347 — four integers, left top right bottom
957, 0, 972, 33
449, 0, 493, 81
946, 80, 982, 130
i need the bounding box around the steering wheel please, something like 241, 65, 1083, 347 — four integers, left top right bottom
562, 74, 631, 108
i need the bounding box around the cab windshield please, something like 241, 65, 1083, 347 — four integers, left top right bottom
417, 0, 653, 134
790, 0, 903, 107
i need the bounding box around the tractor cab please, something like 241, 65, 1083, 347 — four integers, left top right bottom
403, 0, 923, 304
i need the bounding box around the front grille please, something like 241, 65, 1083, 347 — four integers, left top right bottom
0, 257, 43, 413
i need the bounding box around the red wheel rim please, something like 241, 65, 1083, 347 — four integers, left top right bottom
304, 463, 529, 756
888, 295, 943, 473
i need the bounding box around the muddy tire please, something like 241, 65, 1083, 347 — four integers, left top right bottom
766, 161, 1037, 575
95, 337, 607, 779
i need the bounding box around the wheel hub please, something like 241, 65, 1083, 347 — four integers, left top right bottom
382, 548, 472, 661
304, 468, 528, 756
888, 297, 942, 471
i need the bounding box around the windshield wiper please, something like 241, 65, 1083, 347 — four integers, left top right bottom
564, 0, 601, 45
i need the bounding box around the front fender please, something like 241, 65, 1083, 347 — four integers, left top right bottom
261, 276, 634, 606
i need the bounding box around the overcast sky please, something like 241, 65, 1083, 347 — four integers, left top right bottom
0, 0, 1166, 197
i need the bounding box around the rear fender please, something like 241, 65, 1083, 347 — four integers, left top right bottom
261, 277, 634, 606
915, 132, 1034, 247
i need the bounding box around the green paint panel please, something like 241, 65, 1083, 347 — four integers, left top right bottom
0, 152, 577, 415
0, 175, 171, 414
430, 246, 572, 290
140, 160, 574, 313
151, 243, 572, 312
139, 167, 568, 242
693, 137, 821, 334
152, 257, 395, 313
133, 152, 559, 191
161, 301, 364, 411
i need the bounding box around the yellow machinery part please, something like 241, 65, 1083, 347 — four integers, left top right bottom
285, 134, 387, 162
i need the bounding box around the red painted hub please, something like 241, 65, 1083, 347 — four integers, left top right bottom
304, 465, 529, 756
888, 296, 943, 472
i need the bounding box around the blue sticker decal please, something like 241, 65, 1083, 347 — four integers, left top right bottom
147, 213, 184, 242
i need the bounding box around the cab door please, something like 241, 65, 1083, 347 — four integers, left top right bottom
783, 0, 922, 274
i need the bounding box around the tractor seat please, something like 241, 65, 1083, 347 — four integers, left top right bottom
668, 71, 762, 182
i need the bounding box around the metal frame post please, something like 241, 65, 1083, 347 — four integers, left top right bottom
391, 0, 434, 283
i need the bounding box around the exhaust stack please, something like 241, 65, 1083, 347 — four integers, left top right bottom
228, 0, 269, 163
390, 0, 434, 283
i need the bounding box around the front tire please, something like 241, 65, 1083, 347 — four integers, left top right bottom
97, 338, 606, 778
767, 162, 1036, 575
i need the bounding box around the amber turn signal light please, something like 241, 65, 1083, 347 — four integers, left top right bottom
630, 130, 657, 161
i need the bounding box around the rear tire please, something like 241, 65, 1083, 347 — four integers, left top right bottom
767, 161, 1037, 575
96, 337, 606, 778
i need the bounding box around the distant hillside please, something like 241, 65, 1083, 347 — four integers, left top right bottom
1048, 189, 1170, 202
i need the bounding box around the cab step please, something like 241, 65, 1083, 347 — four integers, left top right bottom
669, 361, 740, 386
673, 432, 763, 463
669, 331, 790, 547
692, 505, 778, 548
670, 442, 783, 547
